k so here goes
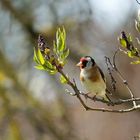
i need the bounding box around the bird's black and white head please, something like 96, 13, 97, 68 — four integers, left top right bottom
76, 56, 95, 69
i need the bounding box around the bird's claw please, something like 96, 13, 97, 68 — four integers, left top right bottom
83, 92, 92, 100
92, 95, 97, 101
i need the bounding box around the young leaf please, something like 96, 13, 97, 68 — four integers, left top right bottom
60, 35, 65, 52
33, 48, 40, 64
44, 60, 55, 70
62, 27, 66, 41
49, 70, 57, 75
60, 75, 68, 84
56, 28, 61, 40
57, 35, 63, 52
53, 41, 57, 54
127, 51, 134, 58
59, 28, 66, 52
56, 28, 66, 52
127, 34, 132, 43
131, 60, 140, 64
34, 65, 45, 70
37, 49, 45, 65
119, 38, 127, 48
63, 48, 69, 59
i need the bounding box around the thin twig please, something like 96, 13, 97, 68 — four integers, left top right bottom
80, 93, 140, 105
66, 90, 140, 105
112, 49, 137, 108
105, 56, 116, 92
55, 62, 140, 113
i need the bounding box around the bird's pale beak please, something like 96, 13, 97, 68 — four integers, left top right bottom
76, 61, 82, 67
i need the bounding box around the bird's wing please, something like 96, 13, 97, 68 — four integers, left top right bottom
98, 67, 106, 82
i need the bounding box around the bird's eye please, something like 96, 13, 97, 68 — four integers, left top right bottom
82, 60, 88, 68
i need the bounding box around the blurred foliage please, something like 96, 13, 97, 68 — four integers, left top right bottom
0, 48, 75, 140
0, 0, 78, 140
0, 50, 75, 140
0, 0, 140, 140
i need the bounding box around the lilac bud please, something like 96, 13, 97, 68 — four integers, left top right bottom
38, 35, 48, 52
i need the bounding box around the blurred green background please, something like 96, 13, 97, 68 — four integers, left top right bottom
0, 0, 140, 140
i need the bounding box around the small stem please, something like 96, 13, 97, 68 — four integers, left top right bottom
66, 90, 140, 105
84, 105, 140, 113
105, 56, 116, 92
116, 70, 136, 107
80, 92, 140, 105
112, 49, 137, 107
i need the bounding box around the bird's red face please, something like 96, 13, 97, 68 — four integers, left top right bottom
76, 57, 88, 69
76, 56, 95, 69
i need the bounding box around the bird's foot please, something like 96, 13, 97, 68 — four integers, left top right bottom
84, 92, 91, 100
92, 95, 97, 101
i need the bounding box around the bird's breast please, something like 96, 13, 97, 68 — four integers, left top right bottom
80, 69, 106, 94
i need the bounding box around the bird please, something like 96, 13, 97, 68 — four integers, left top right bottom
76, 56, 109, 101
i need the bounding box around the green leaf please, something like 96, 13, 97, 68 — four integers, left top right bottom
60, 35, 65, 52
34, 65, 45, 70
35, 64, 57, 73
127, 51, 134, 58
60, 28, 66, 51
59, 75, 68, 84
62, 27, 66, 40
57, 35, 63, 52
56, 28, 61, 40
131, 60, 140, 64
63, 48, 69, 59
52, 27, 68, 67
119, 38, 127, 48
59, 49, 69, 62
49, 70, 57, 75
133, 47, 139, 56
127, 34, 132, 43
33, 48, 40, 64
56, 28, 66, 52
37, 49, 45, 65
44, 60, 55, 70
53, 41, 57, 54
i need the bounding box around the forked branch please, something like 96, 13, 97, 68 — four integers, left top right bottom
33, 29, 140, 113
54, 50, 140, 113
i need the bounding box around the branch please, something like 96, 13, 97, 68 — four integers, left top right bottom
105, 56, 116, 92
65, 88, 140, 105
55, 64, 140, 113
112, 49, 137, 107
79, 92, 140, 105
34, 30, 140, 113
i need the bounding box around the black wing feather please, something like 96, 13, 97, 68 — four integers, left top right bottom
98, 67, 106, 82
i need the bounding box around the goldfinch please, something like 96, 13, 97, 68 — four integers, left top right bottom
76, 56, 109, 101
